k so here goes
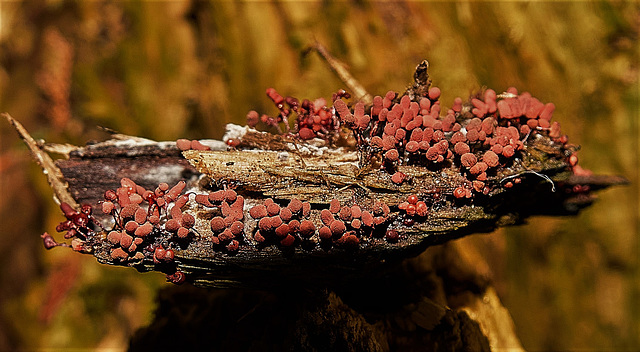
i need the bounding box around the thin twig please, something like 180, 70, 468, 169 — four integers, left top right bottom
40, 142, 78, 157
2, 113, 79, 208
311, 41, 372, 104
97, 126, 156, 142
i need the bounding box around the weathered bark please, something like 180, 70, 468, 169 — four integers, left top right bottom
44, 130, 625, 290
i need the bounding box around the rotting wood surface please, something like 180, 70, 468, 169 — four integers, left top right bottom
46, 129, 626, 289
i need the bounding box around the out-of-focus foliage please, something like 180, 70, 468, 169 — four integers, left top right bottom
0, 1, 637, 350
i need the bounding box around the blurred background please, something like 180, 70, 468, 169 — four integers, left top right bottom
0, 1, 638, 350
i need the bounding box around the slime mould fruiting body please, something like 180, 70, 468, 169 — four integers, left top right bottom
44, 62, 598, 286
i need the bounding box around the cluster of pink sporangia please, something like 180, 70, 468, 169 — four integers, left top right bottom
193, 189, 244, 252
331, 86, 575, 197
248, 197, 393, 248
398, 194, 429, 218
244, 88, 348, 140
189, 190, 398, 250
42, 202, 102, 252
175, 138, 211, 151
43, 178, 190, 283
248, 197, 312, 247
320, 199, 394, 246
99, 177, 193, 265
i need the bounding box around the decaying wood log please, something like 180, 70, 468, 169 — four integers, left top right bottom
49, 132, 623, 286
21, 127, 622, 290
3, 59, 627, 289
